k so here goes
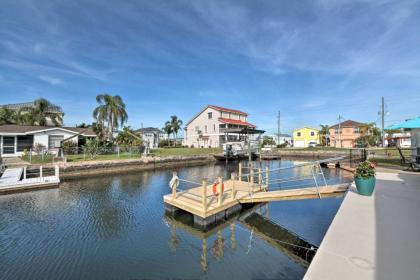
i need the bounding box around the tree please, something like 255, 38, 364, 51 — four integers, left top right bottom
262, 136, 276, 147
83, 138, 100, 159
163, 121, 173, 146
18, 98, 63, 126
356, 123, 381, 147
169, 115, 183, 146
0, 106, 16, 125
319, 125, 329, 146
115, 126, 142, 147
93, 94, 128, 141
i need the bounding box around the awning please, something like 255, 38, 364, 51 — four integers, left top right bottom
386, 117, 420, 130
218, 118, 256, 128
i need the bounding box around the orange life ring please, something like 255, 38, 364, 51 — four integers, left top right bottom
212, 181, 224, 195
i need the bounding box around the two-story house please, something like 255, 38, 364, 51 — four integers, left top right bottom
134, 127, 166, 149
329, 120, 365, 148
293, 127, 320, 147
183, 105, 257, 148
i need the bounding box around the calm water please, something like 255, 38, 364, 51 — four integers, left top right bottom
0, 160, 352, 280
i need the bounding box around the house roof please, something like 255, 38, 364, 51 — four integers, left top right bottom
134, 127, 164, 134
0, 125, 96, 136
329, 120, 364, 129
218, 118, 256, 128
185, 105, 249, 127
293, 126, 319, 132
208, 105, 248, 116
386, 117, 420, 130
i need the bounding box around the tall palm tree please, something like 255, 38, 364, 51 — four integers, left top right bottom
0, 106, 16, 125
163, 121, 173, 145
319, 125, 329, 146
19, 98, 63, 126
169, 115, 183, 146
93, 94, 128, 141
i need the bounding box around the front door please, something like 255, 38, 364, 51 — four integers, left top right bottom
2, 136, 15, 155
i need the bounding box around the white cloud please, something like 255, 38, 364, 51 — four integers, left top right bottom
38, 75, 63, 86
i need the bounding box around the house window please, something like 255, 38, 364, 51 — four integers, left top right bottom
310, 131, 315, 136
2, 136, 15, 154
208, 112, 212, 119
335, 128, 341, 134
297, 132, 301, 137
354, 127, 360, 134
195, 126, 199, 132
17, 135, 34, 152
48, 135, 64, 149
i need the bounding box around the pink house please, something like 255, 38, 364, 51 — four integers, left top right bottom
329, 120, 366, 148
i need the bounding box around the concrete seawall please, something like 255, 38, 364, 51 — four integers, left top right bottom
262, 149, 350, 159
53, 155, 216, 179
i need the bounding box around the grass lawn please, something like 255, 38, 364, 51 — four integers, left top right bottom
66, 152, 142, 162
21, 155, 55, 164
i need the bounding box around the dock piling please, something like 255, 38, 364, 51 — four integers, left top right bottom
231, 173, 236, 200
238, 163, 242, 182
265, 166, 269, 191
40, 166, 43, 179
218, 177, 223, 206
171, 172, 178, 200
202, 179, 207, 214
258, 168, 262, 190
23, 166, 27, 180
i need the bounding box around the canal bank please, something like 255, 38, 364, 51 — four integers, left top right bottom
304, 171, 420, 280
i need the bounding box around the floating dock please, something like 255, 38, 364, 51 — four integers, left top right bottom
0, 166, 60, 194
164, 159, 350, 228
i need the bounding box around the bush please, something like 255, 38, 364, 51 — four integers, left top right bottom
277, 143, 288, 148
83, 139, 100, 159
158, 139, 170, 147
63, 141, 78, 154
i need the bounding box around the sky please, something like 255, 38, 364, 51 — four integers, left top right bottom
1, 0, 419, 135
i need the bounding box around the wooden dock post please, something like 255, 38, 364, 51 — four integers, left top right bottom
265, 166, 269, 191
55, 165, 59, 179
218, 177, 223, 206
171, 172, 178, 201
23, 166, 27, 180
231, 173, 236, 200
40, 166, 43, 179
250, 168, 254, 184
202, 179, 207, 214
238, 163, 242, 182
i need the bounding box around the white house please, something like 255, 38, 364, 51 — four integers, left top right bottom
134, 127, 166, 149
183, 105, 258, 148
385, 131, 411, 147
0, 125, 96, 157
271, 134, 292, 146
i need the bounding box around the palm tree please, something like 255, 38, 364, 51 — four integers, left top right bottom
163, 121, 173, 146
319, 125, 329, 146
19, 98, 63, 126
0, 106, 16, 125
357, 123, 381, 147
93, 94, 128, 141
169, 115, 183, 146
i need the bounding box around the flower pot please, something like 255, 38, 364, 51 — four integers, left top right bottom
354, 176, 376, 196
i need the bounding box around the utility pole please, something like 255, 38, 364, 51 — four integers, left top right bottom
277, 111, 281, 145
338, 115, 342, 148
381, 97, 385, 147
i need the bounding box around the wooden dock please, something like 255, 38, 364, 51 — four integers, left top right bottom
164, 160, 350, 228
0, 166, 60, 194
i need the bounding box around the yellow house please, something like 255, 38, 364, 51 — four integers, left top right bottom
293, 127, 320, 147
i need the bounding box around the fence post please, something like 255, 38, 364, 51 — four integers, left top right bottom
238, 162, 242, 182
265, 166, 269, 191
231, 173, 235, 200
40, 166, 43, 179
218, 177, 223, 206
55, 165, 59, 178
23, 166, 27, 180
171, 172, 178, 200
202, 179, 207, 214
29, 148, 32, 163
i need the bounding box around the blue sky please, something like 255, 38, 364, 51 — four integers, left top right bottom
1, 0, 419, 135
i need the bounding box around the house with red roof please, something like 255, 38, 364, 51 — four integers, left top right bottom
329, 120, 366, 148
183, 105, 257, 148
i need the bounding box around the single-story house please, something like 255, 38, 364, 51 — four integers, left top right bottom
0, 125, 96, 157
386, 117, 420, 159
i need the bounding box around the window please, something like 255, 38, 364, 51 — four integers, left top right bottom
2, 136, 15, 154
208, 112, 212, 119
17, 135, 33, 152
48, 135, 64, 149
354, 127, 360, 134
297, 132, 301, 137
310, 131, 315, 136
335, 128, 341, 134
195, 126, 199, 132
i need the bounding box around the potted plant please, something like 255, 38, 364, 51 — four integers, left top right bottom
354, 161, 376, 196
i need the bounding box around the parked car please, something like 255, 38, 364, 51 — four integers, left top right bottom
308, 141, 317, 148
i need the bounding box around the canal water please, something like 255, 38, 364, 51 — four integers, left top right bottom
0, 160, 353, 280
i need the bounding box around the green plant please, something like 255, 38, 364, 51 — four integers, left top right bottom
262, 136, 276, 147
354, 161, 376, 179
63, 141, 78, 154
83, 139, 100, 159
116, 126, 142, 147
